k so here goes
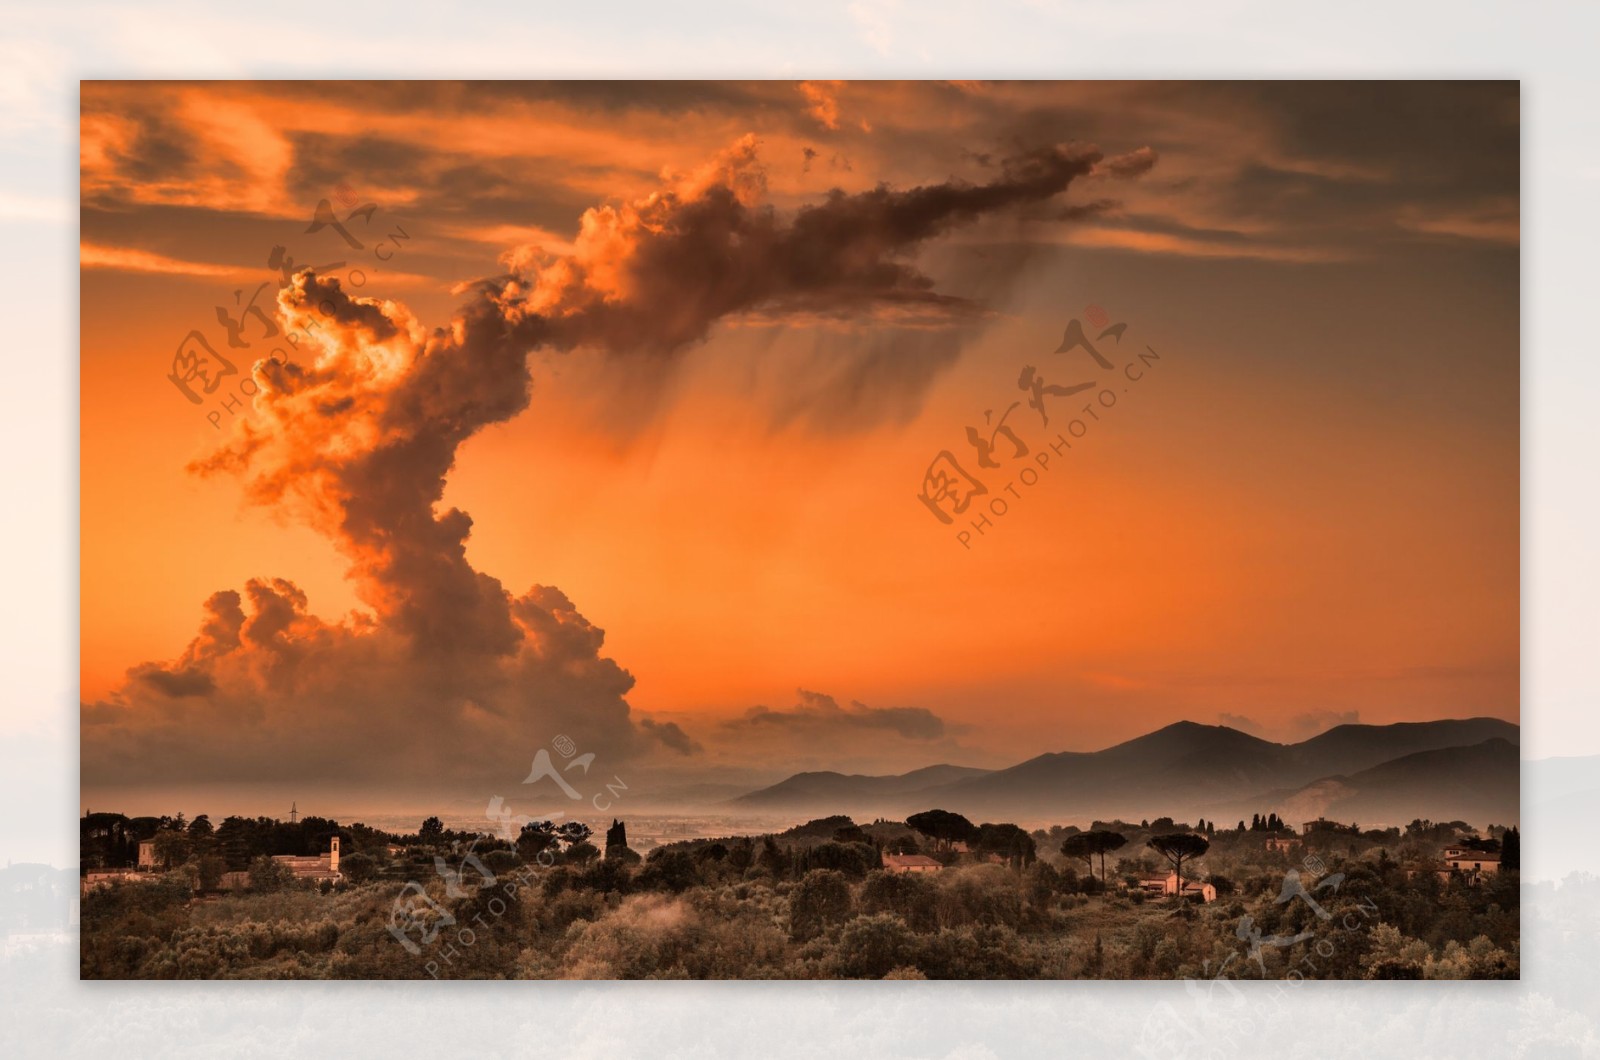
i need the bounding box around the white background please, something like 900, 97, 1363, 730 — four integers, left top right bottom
3, 2, 1597, 1056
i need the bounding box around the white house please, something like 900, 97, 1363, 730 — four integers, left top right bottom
271, 837, 343, 882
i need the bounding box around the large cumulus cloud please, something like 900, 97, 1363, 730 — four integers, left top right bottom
82, 135, 1150, 797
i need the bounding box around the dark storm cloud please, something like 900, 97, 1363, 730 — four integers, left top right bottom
1244, 81, 1518, 197
282, 131, 608, 237
131, 665, 215, 698
724, 689, 949, 742
514, 137, 1142, 358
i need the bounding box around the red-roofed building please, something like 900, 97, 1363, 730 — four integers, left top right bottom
1135, 872, 1218, 903
881, 853, 942, 874
1440, 848, 1500, 882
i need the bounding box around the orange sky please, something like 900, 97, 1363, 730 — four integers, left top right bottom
80, 81, 1518, 810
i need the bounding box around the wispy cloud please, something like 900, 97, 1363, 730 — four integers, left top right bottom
1056, 225, 1352, 263
1398, 198, 1519, 244
723, 688, 949, 741
80, 242, 251, 278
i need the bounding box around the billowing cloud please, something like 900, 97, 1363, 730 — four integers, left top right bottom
501, 134, 1130, 355
638, 717, 700, 756
84, 132, 1122, 798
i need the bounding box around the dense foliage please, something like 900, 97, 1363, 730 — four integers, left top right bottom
79, 813, 1518, 979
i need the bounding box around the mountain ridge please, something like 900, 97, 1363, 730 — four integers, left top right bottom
727, 717, 1519, 827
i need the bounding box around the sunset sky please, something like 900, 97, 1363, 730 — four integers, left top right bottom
79, 81, 1519, 816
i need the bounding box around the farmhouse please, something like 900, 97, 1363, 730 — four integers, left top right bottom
1135, 872, 1218, 903
1440, 848, 1500, 881
1301, 818, 1358, 836
881, 853, 942, 874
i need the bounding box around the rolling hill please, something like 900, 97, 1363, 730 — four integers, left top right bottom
1252, 737, 1519, 828
725, 718, 1520, 828
732, 764, 992, 810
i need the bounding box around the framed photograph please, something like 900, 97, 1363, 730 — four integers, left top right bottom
79, 80, 1519, 981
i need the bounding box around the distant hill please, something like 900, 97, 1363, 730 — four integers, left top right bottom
1286, 718, 1519, 777
1257, 738, 1519, 828
724, 717, 1520, 828
927, 721, 1289, 822
731, 764, 992, 810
